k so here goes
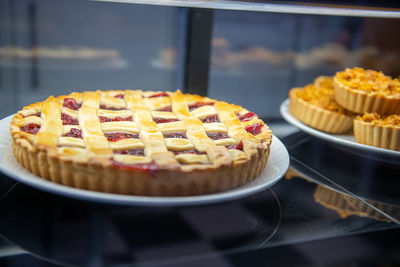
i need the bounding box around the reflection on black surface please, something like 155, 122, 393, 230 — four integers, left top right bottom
286, 168, 400, 224
284, 132, 400, 207
1, 130, 400, 265
0, 175, 281, 266
256, 174, 398, 249
313, 184, 400, 223
0, 169, 399, 265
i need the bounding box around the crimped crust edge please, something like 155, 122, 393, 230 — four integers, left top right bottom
289, 89, 353, 134
12, 134, 270, 196
353, 119, 400, 151
333, 76, 400, 114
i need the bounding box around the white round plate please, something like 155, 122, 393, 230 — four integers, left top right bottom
0, 115, 289, 206
280, 99, 400, 158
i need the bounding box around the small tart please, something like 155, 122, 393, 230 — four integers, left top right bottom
289, 76, 353, 134
334, 67, 400, 114
354, 113, 400, 151
10, 90, 272, 196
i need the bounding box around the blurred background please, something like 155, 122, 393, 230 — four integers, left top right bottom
1, 0, 400, 119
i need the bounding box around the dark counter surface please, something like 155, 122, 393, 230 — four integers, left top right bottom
0, 125, 399, 266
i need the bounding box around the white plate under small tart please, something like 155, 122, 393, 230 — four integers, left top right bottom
280, 99, 400, 158
0, 115, 289, 206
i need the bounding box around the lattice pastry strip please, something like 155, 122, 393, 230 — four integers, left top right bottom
79, 106, 113, 160
170, 91, 232, 166
214, 101, 271, 163
124, 95, 180, 168
34, 97, 63, 152
125, 90, 145, 108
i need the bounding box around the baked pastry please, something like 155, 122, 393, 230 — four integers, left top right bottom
10, 90, 272, 196
354, 113, 400, 151
289, 76, 353, 133
334, 67, 400, 114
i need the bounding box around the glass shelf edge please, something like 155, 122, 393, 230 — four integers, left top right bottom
92, 0, 400, 18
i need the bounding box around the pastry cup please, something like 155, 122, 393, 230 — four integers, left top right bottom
334, 76, 400, 114
289, 89, 353, 134
353, 118, 400, 151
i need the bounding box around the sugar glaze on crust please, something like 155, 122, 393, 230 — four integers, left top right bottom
10, 90, 272, 196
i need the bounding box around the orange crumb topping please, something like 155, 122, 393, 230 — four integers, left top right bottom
296, 76, 349, 114
336, 67, 400, 96
357, 113, 400, 127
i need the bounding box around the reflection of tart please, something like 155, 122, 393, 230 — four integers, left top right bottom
284, 167, 314, 183
314, 185, 394, 222
354, 113, 400, 151
334, 67, 400, 114
10, 90, 272, 196
289, 76, 353, 133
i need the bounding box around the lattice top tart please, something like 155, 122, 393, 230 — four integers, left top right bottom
10, 90, 272, 196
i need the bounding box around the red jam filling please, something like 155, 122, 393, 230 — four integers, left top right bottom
99, 116, 132, 123
201, 114, 220, 123
227, 141, 243, 151
245, 123, 263, 135
61, 113, 79, 125
99, 104, 125, 111
63, 98, 81, 110
21, 112, 41, 118
163, 132, 187, 139
237, 112, 257, 122
156, 106, 172, 112
173, 149, 206, 155
62, 128, 82, 138
206, 132, 229, 140
113, 160, 158, 174
188, 102, 214, 111
104, 132, 139, 142
21, 123, 41, 134
113, 149, 145, 156
153, 118, 179, 124
148, 92, 169, 98
115, 94, 124, 99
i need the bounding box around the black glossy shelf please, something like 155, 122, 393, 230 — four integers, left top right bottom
0, 166, 398, 265
283, 132, 400, 207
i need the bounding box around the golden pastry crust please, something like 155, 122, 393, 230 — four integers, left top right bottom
289, 76, 353, 134
10, 90, 272, 196
334, 67, 400, 114
354, 113, 400, 151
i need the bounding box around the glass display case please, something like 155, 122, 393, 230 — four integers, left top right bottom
0, 1, 399, 266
